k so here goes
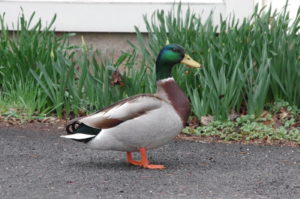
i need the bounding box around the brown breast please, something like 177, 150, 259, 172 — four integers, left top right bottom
156, 78, 190, 126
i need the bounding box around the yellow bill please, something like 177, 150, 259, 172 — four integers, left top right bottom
180, 54, 202, 68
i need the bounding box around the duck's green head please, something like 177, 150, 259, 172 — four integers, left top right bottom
156, 44, 201, 80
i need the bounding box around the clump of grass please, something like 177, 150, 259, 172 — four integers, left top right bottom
30, 47, 155, 118
0, 79, 50, 118
0, 12, 154, 119
0, 12, 73, 88
134, 4, 300, 120
0, 12, 75, 118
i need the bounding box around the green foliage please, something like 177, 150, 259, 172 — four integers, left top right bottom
0, 12, 74, 118
0, 12, 73, 88
1, 4, 300, 128
0, 12, 154, 118
269, 100, 300, 128
183, 100, 300, 144
29, 46, 155, 117
183, 113, 300, 144
134, 4, 300, 119
0, 79, 50, 119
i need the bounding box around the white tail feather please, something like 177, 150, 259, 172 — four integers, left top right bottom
61, 133, 96, 140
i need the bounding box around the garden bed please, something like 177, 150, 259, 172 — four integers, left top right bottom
1, 112, 299, 147
1, 5, 299, 145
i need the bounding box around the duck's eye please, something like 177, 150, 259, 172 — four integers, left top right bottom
172, 48, 180, 53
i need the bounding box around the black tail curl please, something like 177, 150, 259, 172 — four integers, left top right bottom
66, 120, 101, 135
66, 120, 82, 134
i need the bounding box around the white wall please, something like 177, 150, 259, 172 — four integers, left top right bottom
0, 0, 298, 32
256, 0, 300, 19
0, 0, 254, 32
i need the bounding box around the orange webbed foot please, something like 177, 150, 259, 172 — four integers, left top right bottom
126, 148, 166, 170
143, 164, 165, 170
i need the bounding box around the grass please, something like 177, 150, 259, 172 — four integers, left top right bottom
0, 12, 154, 118
133, 4, 300, 120
30, 44, 155, 118
0, 12, 75, 118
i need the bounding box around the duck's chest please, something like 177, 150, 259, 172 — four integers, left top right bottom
156, 78, 190, 126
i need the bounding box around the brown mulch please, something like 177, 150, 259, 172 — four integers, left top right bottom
177, 134, 299, 148
0, 118, 299, 148
0, 117, 66, 134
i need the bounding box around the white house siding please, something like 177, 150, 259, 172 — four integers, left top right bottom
0, 0, 255, 32
0, 0, 298, 53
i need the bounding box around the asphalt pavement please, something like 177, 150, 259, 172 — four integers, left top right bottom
0, 127, 299, 199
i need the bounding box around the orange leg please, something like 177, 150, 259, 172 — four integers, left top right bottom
126, 148, 165, 169
126, 152, 142, 166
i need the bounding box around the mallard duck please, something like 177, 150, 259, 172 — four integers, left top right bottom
61, 44, 201, 169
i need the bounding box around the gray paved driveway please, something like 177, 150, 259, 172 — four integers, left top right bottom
1, 127, 300, 199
